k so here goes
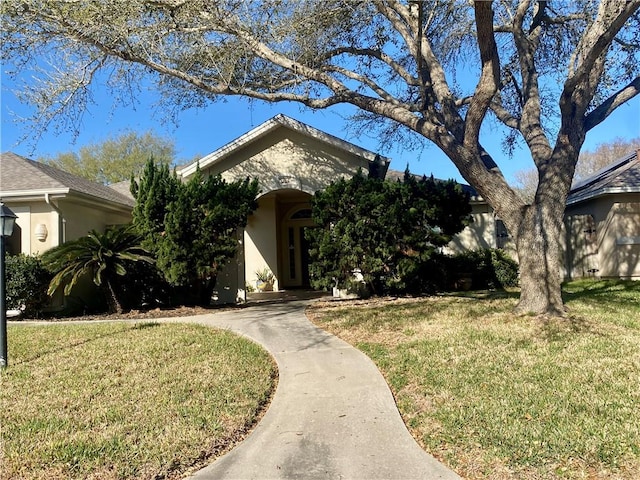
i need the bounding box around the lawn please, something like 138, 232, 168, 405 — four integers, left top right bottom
307, 280, 640, 479
0, 321, 277, 480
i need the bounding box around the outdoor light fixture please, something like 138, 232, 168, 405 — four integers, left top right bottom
34, 223, 48, 241
0, 202, 17, 368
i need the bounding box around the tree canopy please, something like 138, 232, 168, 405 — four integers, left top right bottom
39, 131, 176, 184
2, 0, 639, 315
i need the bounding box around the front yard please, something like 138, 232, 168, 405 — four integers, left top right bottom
308, 280, 640, 479
0, 322, 277, 480
2, 280, 638, 479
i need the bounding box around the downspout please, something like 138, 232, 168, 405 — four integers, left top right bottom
45, 193, 66, 244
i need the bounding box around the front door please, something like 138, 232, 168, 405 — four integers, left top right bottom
281, 208, 314, 288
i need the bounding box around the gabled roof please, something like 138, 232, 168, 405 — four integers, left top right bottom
108, 180, 135, 201
178, 114, 390, 178
0, 151, 135, 207
567, 150, 640, 206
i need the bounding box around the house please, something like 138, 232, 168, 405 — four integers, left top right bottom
177, 114, 501, 303
564, 149, 640, 280
6, 114, 632, 307
177, 114, 389, 302
1, 116, 494, 306
0, 152, 134, 256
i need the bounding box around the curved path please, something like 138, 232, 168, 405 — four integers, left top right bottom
176, 299, 460, 480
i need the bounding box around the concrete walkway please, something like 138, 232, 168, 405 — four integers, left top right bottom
176, 299, 460, 480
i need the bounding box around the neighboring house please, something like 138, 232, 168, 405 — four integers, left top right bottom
0, 152, 134, 256
564, 149, 640, 280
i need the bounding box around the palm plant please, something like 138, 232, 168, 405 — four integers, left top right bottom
42, 225, 154, 314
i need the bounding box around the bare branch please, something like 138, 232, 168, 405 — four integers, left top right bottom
464, 1, 501, 151
584, 77, 640, 131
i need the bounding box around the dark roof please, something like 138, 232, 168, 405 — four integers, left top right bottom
0, 151, 135, 207
567, 150, 640, 206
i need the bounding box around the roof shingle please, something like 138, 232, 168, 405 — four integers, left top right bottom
0, 151, 135, 207
567, 150, 640, 205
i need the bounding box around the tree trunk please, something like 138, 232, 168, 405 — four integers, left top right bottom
105, 280, 124, 314
514, 203, 566, 316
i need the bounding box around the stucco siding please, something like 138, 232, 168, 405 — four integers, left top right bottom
4, 197, 131, 257
2, 201, 58, 255
244, 196, 279, 290
448, 203, 496, 253
565, 193, 640, 279
28, 203, 59, 255
57, 200, 129, 241
608, 202, 640, 278
200, 129, 371, 195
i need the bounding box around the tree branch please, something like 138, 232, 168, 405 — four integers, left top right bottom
321, 47, 418, 87
511, 0, 552, 163
584, 76, 640, 131
464, 1, 500, 150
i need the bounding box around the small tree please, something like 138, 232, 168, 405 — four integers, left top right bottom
130, 159, 180, 250
41, 225, 154, 314
307, 170, 471, 296
132, 162, 259, 305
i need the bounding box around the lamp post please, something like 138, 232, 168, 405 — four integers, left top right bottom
0, 203, 17, 369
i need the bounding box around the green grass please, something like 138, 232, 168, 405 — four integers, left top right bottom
308, 280, 640, 479
0, 322, 277, 480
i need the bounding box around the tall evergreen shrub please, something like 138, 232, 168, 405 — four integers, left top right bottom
131, 160, 259, 305
307, 170, 471, 296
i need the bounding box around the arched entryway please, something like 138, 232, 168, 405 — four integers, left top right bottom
243, 188, 314, 292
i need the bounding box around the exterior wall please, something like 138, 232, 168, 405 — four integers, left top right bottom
2, 197, 131, 256
565, 193, 640, 279
199, 128, 371, 195
244, 195, 279, 290
28, 203, 60, 255
447, 203, 497, 253
2, 200, 58, 255
57, 198, 132, 242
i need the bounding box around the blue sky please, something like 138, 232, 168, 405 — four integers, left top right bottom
1, 70, 639, 184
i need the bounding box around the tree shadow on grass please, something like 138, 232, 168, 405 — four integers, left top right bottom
562, 279, 640, 300
440, 288, 521, 301
12, 322, 161, 366
537, 315, 595, 342
562, 279, 640, 312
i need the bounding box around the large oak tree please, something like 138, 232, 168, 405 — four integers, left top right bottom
2, 0, 639, 315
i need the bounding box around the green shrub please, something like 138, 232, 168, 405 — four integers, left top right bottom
391, 252, 450, 295
5, 254, 52, 318
490, 249, 519, 287
447, 249, 519, 290
307, 170, 471, 297
115, 260, 171, 310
